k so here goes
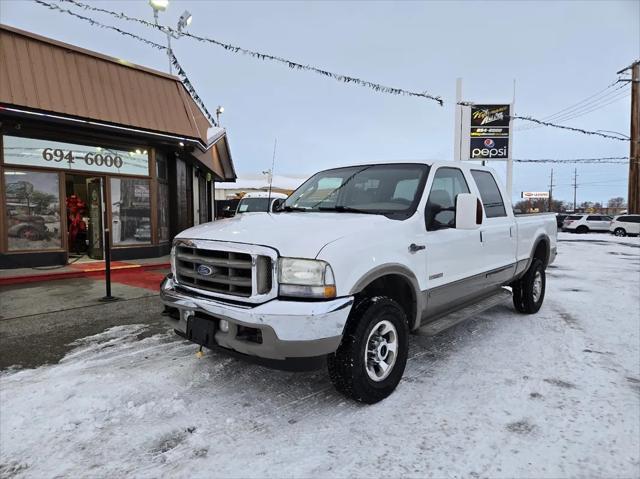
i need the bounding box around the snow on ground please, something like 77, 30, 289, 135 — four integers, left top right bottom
1, 235, 639, 478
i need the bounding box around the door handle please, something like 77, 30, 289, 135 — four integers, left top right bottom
409, 243, 425, 253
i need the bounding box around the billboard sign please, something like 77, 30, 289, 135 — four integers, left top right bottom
521, 191, 550, 199
468, 104, 511, 160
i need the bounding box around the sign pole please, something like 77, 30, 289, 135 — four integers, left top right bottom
454, 78, 463, 162
506, 79, 516, 201
100, 177, 117, 302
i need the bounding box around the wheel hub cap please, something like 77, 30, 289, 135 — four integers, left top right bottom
365, 319, 398, 382
532, 271, 542, 303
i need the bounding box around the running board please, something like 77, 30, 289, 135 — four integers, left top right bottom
419, 288, 512, 336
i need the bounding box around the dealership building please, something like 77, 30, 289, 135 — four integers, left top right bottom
0, 25, 236, 268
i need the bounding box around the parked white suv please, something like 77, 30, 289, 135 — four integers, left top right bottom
562, 214, 612, 233
609, 214, 640, 237
162, 162, 557, 403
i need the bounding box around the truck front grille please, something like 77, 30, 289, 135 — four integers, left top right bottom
175, 245, 272, 298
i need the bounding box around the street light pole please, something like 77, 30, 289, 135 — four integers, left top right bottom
149, 1, 192, 75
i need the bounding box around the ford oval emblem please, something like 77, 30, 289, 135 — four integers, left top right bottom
197, 264, 214, 276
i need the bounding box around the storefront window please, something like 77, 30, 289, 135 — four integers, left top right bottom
110, 178, 151, 245
158, 182, 170, 242
4, 169, 62, 251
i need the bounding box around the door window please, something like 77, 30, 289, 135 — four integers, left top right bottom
587, 215, 602, 221
425, 168, 470, 231
471, 170, 507, 218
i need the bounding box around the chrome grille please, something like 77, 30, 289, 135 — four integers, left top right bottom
175, 245, 272, 298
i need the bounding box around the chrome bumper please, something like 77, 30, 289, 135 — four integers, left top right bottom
160, 276, 353, 360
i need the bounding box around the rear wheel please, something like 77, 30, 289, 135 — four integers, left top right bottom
328, 297, 408, 404
512, 259, 546, 314
576, 225, 589, 234
614, 227, 627, 237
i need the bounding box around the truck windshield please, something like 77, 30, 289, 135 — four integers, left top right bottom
237, 198, 271, 213
283, 164, 429, 218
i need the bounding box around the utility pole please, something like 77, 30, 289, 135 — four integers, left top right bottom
548, 168, 555, 212
572, 168, 578, 211
618, 60, 639, 213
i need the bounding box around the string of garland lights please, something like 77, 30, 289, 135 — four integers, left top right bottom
54, 0, 444, 106
36, 0, 632, 143
33, 0, 219, 127
513, 157, 631, 164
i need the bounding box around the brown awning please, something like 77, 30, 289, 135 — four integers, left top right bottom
0, 24, 236, 180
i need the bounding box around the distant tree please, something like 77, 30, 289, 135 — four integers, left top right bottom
30, 191, 57, 214
607, 197, 626, 209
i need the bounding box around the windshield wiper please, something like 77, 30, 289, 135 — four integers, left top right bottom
280, 205, 308, 212
318, 206, 378, 214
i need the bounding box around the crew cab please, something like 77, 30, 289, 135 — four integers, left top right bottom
161, 162, 557, 403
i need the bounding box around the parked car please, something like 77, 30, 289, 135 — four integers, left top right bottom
7, 214, 48, 240
161, 162, 557, 403
562, 214, 612, 233
134, 221, 151, 241
609, 214, 640, 237
235, 192, 288, 215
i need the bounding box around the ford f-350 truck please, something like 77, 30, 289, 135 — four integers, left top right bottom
161, 162, 557, 403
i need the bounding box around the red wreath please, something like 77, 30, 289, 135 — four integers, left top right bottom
66, 194, 87, 251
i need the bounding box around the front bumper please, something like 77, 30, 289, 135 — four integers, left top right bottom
160, 276, 353, 361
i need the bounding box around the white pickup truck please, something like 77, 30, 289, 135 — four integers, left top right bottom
161, 162, 557, 403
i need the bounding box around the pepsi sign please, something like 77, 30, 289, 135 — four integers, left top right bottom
470, 137, 509, 159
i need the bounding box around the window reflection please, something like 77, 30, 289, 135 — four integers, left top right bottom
4, 169, 62, 251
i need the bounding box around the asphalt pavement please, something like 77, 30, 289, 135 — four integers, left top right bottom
0, 276, 167, 370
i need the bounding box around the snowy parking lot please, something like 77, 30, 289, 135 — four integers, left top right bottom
1, 234, 639, 478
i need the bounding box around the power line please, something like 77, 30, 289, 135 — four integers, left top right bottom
34, 0, 633, 144
542, 82, 628, 122
546, 87, 630, 124
57, 0, 444, 105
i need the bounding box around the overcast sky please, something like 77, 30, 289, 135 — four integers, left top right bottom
2, 0, 638, 205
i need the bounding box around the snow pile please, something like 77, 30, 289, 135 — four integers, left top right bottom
1, 235, 639, 478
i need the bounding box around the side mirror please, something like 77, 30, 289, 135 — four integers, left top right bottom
272, 198, 285, 212
455, 193, 483, 229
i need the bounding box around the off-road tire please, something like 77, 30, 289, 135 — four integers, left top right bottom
576, 225, 589, 234
614, 227, 627, 237
512, 258, 546, 314
327, 297, 408, 404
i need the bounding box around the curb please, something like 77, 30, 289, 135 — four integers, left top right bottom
0, 263, 170, 287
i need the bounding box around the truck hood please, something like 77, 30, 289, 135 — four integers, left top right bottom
175, 212, 394, 258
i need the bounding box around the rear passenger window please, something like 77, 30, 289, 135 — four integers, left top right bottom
567, 215, 583, 220
625, 215, 640, 223
425, 167, 470, 231
471, 170, 507, 218
587, 215, 601, 221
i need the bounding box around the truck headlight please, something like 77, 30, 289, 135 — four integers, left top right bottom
278, 258, 336, 299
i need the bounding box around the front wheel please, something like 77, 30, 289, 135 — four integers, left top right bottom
328, 297, 408, 404
614, 228, 627, 237
512, 259, 546, 314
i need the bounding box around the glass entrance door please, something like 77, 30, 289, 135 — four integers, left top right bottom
65, 174, 104, 260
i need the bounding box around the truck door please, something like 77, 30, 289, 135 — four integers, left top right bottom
470, 170, 517, 287
422, 167, 486, 320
